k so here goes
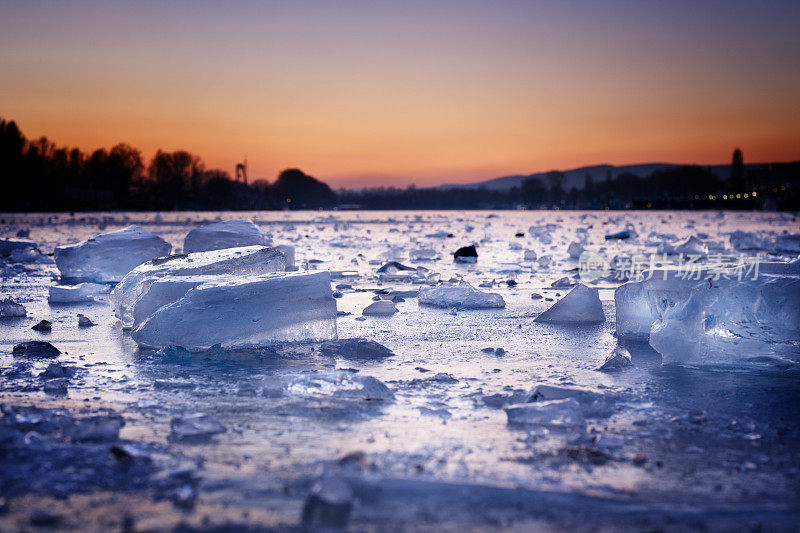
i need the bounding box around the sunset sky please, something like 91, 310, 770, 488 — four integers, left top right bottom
1, 0, 799, 188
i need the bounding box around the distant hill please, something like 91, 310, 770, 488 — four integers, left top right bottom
437, 162, 769, 191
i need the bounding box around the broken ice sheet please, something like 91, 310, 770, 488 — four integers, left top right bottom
111, 245, 286, 328
48, 282, 111, 304
285, 371, 394, 403
418, 281, 504, 309
131, 271, 337, 350
183, 218, 272, 253
649, 274, 800, 365
54, 225, 171, 282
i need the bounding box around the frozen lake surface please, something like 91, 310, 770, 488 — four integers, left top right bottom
1, 210, 799, 531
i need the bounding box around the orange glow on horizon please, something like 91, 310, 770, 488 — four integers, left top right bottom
2, 1, 798, 188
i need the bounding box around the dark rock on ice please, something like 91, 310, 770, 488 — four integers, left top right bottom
12, 341, 61, 358
31, 319, 52, 332
42, 378, 68, 395
453, 244, 478, 263
39, 362, 76, 379
77, 314, 95, 327
320, 338, 395, 360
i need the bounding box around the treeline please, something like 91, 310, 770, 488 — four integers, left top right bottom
342, 162, 799, 210
0, 119, 335, 211
1, 118, 797, 211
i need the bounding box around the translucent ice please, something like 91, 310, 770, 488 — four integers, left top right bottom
598, 346, 632, 372
0, 238, 36, 257
649, 274, 800, 365
285, 371, 394, 402
418, 282, 505, 309
527, 384, 613, 417
615, 268, 714, 341
48, 282, 111, 304
54, 225, 171, 282
362, 300, 398, 316
534, 283, 604, 324
111, 245, 286, 328
505, 398, 586, 430
131, 271, 337, 350
0, 298, 26, 318
183, 218, 272, 253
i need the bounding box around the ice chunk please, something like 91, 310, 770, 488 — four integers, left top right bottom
614, 268, 715, 341
130, 276, 211, 330
111, 245, 286, 328
48, 282, 111, 304
523, 249, 537, 261
183, 218, 272, 253
528, 224, 556, 244
376, 261, 415, 274
410, 248, 437, 261
0, 238, 36, 257
274, 244, 296, 270
527, 384, 613, 417
419, 282, 504, 309
598, 346, 632, 372
302, 474, 353, 528
131, 271, 337, 350
54, 225, 171, 282
534, 283, 604, 324
286, 371, 394, 402
0, 298, 26, 318
775, 234, 800, 254
649, 275, 800, 365
567, 242, 585, 259
505, 398, 586, 430
729, 230, 767, 251
362, 300, 398, 316
170, 414, 226, 441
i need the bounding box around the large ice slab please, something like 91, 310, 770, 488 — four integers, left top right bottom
649, 274, 800, 365
131, 271, 337, 350
110, 245, 286, 328
183, 219, 272, 253
614, 269, 712, 341
54, 225, 171, 282
418, 282, 504, 309
534, 283, 604, 324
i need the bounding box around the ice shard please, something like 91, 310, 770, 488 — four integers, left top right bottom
534, 283, 604, 324
131, 271, 337, 350
48, 282, 111, 303
183, 219, 272, 253
54, 225, 171, 282
110, 245, 286, 328
418, 282, 504, 309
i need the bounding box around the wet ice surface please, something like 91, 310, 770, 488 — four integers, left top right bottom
1, 210, 799, 531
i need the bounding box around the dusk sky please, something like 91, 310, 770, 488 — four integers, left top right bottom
1, 0, 799, 188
